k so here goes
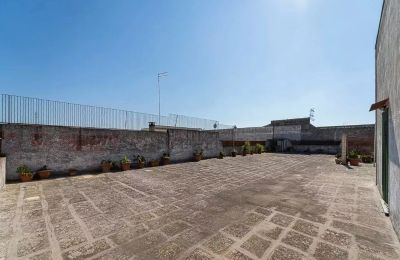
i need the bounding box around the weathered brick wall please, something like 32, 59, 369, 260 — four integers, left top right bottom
300, 125, 375, 154
1, 124, 221, 180
170, 129, 222, 161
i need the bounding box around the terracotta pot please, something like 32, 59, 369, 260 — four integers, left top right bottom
137, 161, 145, 169
231, 151, 237, 157
194, 154, 202, 162
161, 158, 170, 165
68, 169, 78, 176
20, 174, 33, 182
101, 163, 112, 173
149, 160, 160, 167
121, 162, 131, 171
38, 170, 51, 179
349, 158, 360, 166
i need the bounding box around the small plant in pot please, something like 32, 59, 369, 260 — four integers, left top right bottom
17, 165, 33, 182
136, 155, 146, 169
161, 153, 170, 165
120, 155, 131, 171
193, 149, 203, 162
68, 168, 78, 176
231, 150, 237, 157
149, 159, 160, 167
37, 165, 52, 179
255, 144, 265, 154
101, 160, 112, 173
348, 150, 361, 166
218, 152, 224, 159
242, 141, 251, 156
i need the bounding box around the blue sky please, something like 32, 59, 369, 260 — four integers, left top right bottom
0, 0, 382, 127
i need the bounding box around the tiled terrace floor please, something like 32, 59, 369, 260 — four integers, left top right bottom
1, 154, 399, 260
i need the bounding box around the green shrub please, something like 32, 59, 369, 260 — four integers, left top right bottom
242, 141, 251, 153
120, 155, 131, 164
255, 144, 265, 154
348, 149, 361, 159
16, 165, 33, 177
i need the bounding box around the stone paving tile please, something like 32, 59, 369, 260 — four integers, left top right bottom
282, 230, 313, 252
269, 245, 305, 260
292, 219, 319, 237
184, 248, 214, 260
240, 234, 271, 258
161, 221, 191, 237
321, 229, 352, 248
223, 223, 251, 239
1, 155, 400, 259
313, 242, 349, 260
203, 232, 234, 254
226, 249, 254, 260
270, 213, 294, 227
62, 239, 110, 260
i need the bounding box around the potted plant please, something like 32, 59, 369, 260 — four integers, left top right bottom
101, 160, 112, 173
149, 159, 160, 167
68, 168, 78, 176
37, 165, 52, 179
361, 155, 374, 163
161, 153, 170, 165
193, 149, 203, 162
255, 144, 264, 154
120, 155, 131, 171
242, 141, 251, 156
348, 150, 361, 166
17, 165, 33, 182
136, 155, 146, 169
218, 152, 224, 159
231, 150, 237, 157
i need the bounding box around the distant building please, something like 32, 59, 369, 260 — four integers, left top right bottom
371, 0, 400, 238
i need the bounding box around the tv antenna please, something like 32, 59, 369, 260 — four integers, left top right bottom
309, 108, 315, 122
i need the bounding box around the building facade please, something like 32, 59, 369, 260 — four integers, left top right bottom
373, 0, 400, 238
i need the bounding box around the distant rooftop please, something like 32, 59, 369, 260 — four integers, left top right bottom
266, 117, 311, 127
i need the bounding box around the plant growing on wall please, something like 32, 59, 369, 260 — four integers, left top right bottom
17, 165, 33, 182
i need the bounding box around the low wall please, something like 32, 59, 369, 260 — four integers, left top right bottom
1, 124, 222, 180
0, 157, 5, 189
169, 129, 221, 161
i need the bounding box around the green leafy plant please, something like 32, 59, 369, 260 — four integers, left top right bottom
348, 149, 361, 159
136, 155, 146, 164
218, 152, 224, 159
120, 155, 131, 164
242, 141, 251, 153
101, 160, 112, 165
193, 149, 203, 156
16, 165, 33, 177
255, 144, 265, 154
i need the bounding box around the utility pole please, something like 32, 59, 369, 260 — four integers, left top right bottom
157, 72, 168, 125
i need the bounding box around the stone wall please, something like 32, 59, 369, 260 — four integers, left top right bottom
0, 124, 222, 180
217, 122, 374, 155
0, 158, 5, 190
169, 129, 221, 161
375, 0, 400, 238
